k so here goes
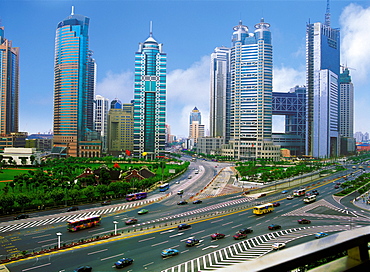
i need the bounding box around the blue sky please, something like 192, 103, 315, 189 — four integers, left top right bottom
2, 0, 370, 138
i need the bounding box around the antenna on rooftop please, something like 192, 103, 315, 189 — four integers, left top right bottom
149, 21, 153, 37
325, 0, 330, 27
71, 6, 75, 16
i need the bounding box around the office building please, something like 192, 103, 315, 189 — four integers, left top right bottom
190, 107, 201, 124
210, 47, 231, 142
306, 1, 340, 158
227, 19, 280, 160
133, 28, 166, 159
52, 8, 101, 157
189, 107, 204, 143
0, 27, 19, 136
94, 95, 109, 153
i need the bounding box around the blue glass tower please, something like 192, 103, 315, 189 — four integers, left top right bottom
133, 28, 166, 159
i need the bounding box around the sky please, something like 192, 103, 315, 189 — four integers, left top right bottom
1, 0, 370, 138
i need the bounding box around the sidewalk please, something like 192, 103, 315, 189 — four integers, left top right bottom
352, 191, 370, 211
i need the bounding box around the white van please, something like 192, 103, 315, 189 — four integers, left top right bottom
303, 195, 316, 203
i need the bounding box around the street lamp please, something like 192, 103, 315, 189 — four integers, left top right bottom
56, 232, 62, 248
113, 221, 118, 235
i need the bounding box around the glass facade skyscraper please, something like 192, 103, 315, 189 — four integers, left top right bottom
306, 2, 340, 158
190, 107, 201, 124
133, 31, 166, 159
53, 9, 100, 157
0, 27, 19, 136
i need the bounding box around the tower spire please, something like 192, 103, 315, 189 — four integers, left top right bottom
149, 21, 153, 37
325, 0, 330, 27
71, 6, 75, 16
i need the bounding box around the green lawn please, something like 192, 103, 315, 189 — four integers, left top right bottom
0, 168, 34, 182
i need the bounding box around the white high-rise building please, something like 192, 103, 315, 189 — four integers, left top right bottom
94, 95, 109, 152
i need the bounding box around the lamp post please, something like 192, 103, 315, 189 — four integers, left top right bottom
56, 232, 62, 248
113, 221, 118, 235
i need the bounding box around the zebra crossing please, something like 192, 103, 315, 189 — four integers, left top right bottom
161, 225, 352, 272
0, 198, 159, 233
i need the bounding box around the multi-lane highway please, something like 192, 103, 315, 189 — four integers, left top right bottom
2, 161, 370, 272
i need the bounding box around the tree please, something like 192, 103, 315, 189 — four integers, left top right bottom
20, 157, 27, 166
0, 194, 14, 214
96, 184, 109, 200
30, 155, 35, 165
16, 193, 31, 212
99, 167, 111, 185
48, 189, 65, 206
68, 189, 80, 204
109, 182, 123, 197
82, 186, 96, 201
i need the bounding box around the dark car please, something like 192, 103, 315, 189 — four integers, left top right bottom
312, 190, 319, 195
272, 202, 280, 207
237, 228, 253, 234
193, 200, 202, 204
177, 201, 188, 205
14, 214, 29, 220
185, 238, 200, 247
73, 266, 92, 272
298, 218, 311, 224
268, 224, 281, 230
101, 200, 111, 205
178, 223, 191, 230
125, 218, 138, 225
114, 257, 133, 268
211, 233, 225, 240
233, 233, 247, 240
334, 185, 340, 189
67, 206, 79, 212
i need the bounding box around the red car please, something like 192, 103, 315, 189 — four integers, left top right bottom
211, 233, 225, 240
125, 218, 138, 225
298, 218, 311, 224
272, 202, 280, 207
233, 233, 247, 240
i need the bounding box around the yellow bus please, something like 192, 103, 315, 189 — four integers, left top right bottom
253, 203, 274, 215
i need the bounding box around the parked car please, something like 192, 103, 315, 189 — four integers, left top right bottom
211, 233, 225, 240
161, 248, 179, 258
237, 228, 253, 234
125, 218, 138, 225
233, 233, 247, 240
73, 266, 92, 272
101, 200, 111, 205
14, 214, 29, 220
178, 223, 191, 230
272, 242, 286, 250
193, 200, 202, 204
297, 218, 311, 224
315, 232, 328, 239
272, 202, 280, 207
177, 201, 188, 205
268, 224, 281, 230
286, 195, 293, 200
137, 209, 148, 215
114, 257, 133, 268
67, 206, 79, 212
185, 238, 200, 247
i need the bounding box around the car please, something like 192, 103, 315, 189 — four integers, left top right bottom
185, 238, 200, 247
286, 195, 293, 200
237, 228, 253, 234
233, 233, 247, 240
125, 218, 138, 225
336, 182, 341, 185
73, 266, 92, 272
297, 218, 311, 224
268, 224, 281, 230
272, 202, 280, 207
14, 214, 29, 220
192, 200, 202, 204
161, 248, 179, 258
114, 257, 134, 268
175, 181, 180, 184
137, 209, 148, 215
177, 201, 188, 205
281, 190, 288, 194
67, 206, 79, 212
188, 176, 192, 179
178, 223, 191, 230
272, 242, 286, 250
177, 189, 184, 195
258, 193, 266, 198
101, 200, 111, 205
315, 232, 328, 239
334, 185, 340, 189
312, 190, 319, 195
211, 233, 225, 240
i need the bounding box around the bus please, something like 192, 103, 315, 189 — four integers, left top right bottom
126, 192, 148, 201
293, 189, 306, 197
67, 215, 101, 232
159, 183, 170, 192
303, 195, 316, 204
253, 203, 274, 215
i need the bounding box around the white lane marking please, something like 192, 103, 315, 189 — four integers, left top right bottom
88, 248, 108, 255
32, 234, 51, 239
169, 233, 184, 238
202, 245, 219, 250
138, 237, 155, 243
221, 221, 233, 226
21, 263, 51, 271
101, 253, 124, 261
160, 229, 175, 234
151, 240, 169, 247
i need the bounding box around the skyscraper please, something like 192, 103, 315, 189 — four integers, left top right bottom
0, 27, 19, 136
210, 47, 231, 142
306, 0, 340, 158
189, 107, 204, 143
228, 19, 280, 160
53, 8, 100, 157
190, 107, 201, 124
94, 95, 109, 152
133, 27, 166, 159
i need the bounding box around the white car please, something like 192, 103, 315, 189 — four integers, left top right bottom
272, 242, 286, 250
286, 195, 293, 200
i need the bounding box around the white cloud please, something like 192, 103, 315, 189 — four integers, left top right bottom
96, 70, 134, 101
340, 4, 370, 83
273, 66, 306, 92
